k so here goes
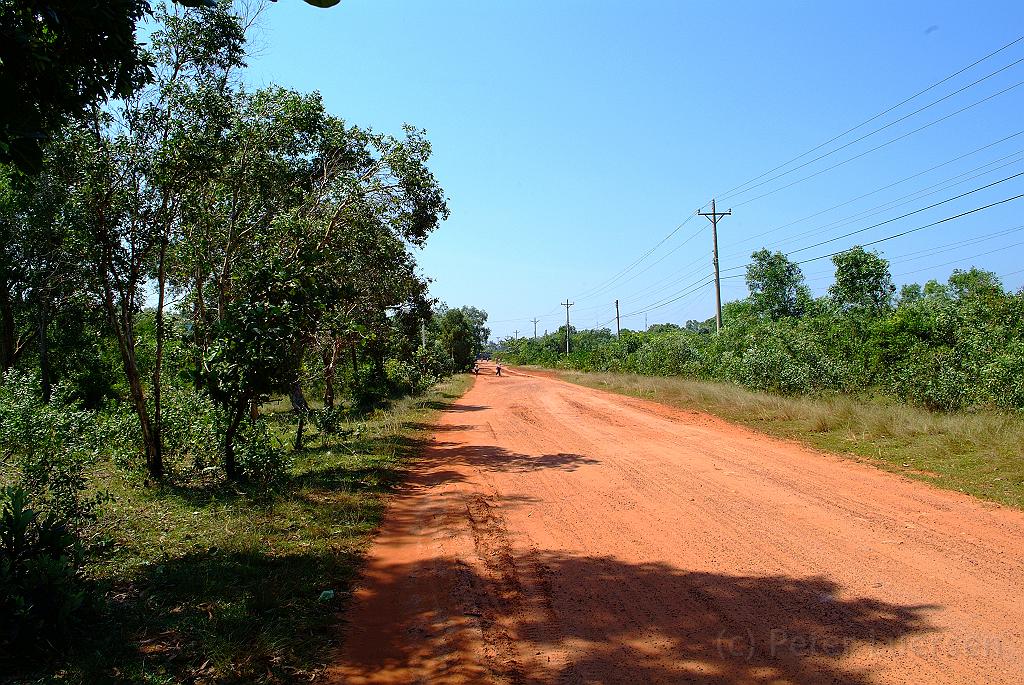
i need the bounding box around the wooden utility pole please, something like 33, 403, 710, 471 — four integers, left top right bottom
531, 318, 539, 339
615, 299, 621, 337
562, 300, 574, 354
698, 198, 731, 333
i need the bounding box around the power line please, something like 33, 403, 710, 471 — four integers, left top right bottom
727, 132, 1024, 253
718, 57, 1024, 202
792, 193, 1024, 267
570, 211, 701, 302
575, 222, 708, 304
716, 34, 1024, 199
785, 171, 1024, 256
804, 223, 1024, 279
763, 153, 1024, 254
625, 195, 1023, 323
729, 79, 1024, 209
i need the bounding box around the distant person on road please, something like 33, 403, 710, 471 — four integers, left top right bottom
495, 362, 502, 377
472, 362, 480, 375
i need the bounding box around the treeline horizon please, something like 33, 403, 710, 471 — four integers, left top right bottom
501, 246, 1024, 413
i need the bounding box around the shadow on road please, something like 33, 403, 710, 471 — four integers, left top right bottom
421, 441, 600, 474
338, 551, 940, 684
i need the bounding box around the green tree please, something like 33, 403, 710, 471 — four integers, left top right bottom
437, 308, 477, 371
829, 246, 894, 314
745, 248, 809, 319
0, 0, 152, 173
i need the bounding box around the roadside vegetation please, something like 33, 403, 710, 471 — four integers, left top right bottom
502, 248, 1024, 508
1, 2, 486, 681
4, 376, 472, 683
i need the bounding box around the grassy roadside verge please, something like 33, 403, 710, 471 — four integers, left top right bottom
12, 375, 472, 685
544, 369, 1023, 509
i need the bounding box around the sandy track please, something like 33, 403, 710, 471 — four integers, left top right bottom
328, 364, 1024, 684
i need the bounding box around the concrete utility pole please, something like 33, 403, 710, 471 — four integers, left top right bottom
615, 299, 621, 337
698, 198, 731, 333
514, 330, 519, 341
421, 321, 426, 348
562, 300, 574, 354
531, 318, 539, 339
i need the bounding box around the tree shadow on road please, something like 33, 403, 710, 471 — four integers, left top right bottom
335, 551, 941, 684
420, 441, 600, 474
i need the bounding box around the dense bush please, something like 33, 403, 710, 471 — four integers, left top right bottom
0, 371, 108, 523
0, 486, 85, 651
502, 267, 1024, 413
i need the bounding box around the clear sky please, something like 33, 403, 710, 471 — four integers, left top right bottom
243, 0, 1024, 340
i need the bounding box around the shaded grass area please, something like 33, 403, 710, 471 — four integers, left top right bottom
550, 369, 1024, 509
8, 375, 472, 684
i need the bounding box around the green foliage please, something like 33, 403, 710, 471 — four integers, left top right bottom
0, 0, 152, 172
234, 419, 291, 486
0, 486, 85, 651
161, 385, 221, 472
829, 246, 895, 313
0, 371, 109, 523
745, 248, 809, 319
507, 262, 1024, 413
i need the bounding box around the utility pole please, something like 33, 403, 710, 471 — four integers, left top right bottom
562, 300, 574, 354
644, 313, 648, 332
514, 330, 519, 341
420, 321, 426, 348
531, 318, 539, 339
698, 198, 731, 333
615, 299, 621, 337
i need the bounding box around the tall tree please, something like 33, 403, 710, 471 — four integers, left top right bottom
745, 248, 809, 319
829, 246, 895, 314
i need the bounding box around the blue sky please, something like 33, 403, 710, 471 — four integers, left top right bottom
244, 0, 1024, 339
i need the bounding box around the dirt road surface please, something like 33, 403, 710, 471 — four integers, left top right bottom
328, 364, 1024, 684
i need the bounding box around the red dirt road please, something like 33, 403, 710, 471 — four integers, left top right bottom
328, 365, 1024, 684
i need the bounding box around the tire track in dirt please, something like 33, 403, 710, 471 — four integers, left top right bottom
329, 364, 1024, 684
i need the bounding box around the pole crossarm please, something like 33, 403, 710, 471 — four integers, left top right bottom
698, 199, 731, 333
561, 300, 574, 354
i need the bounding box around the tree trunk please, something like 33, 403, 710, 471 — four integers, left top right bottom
100, 252, 160, 479
322, 340, 338, 410
193, 266, 208, 389
224, 403, 244, 481
37, 299, 51, 403
152, 235, 167, 475
289, 381, 310, 450
0, 270, 15, 372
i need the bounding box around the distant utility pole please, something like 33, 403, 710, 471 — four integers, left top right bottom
698, 198, 731, 333
421, 321, 426, 348
615, 299, 621, 337
531, 317, 539, 339
514, 329, 519, 341
562, 300, 574, 354
644, 313, 648, 332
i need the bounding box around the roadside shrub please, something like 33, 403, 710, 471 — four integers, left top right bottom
0, 486, 85, 652
160, 385, 221, 472
0, 371, 105, 523
384, 358, 422, 396
235, 419, 291, 486
981, 341, 1024, 411
739, 335, 812, 394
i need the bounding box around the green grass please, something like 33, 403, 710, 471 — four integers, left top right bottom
10, 375, 472, 684
550, 369, 1024, 509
